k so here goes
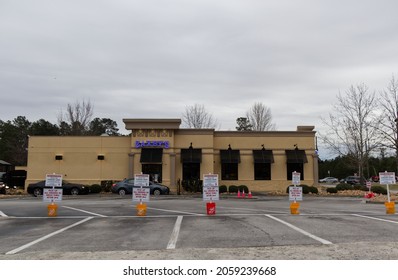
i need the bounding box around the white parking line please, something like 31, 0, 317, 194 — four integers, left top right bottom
148, 207, 204, 216
352, 214, 398, 224
265, 214, 333, 245
62, 206, 107, 217
6, 217, 93, 255
167, 216, 183, 249
0, 211, 8, 217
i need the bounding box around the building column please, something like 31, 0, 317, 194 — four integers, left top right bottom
128, 152, 135, 178
169, 152, 176, 189
313, 152, 319, 186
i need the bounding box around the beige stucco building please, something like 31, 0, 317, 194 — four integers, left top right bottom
26, 119, 318, 192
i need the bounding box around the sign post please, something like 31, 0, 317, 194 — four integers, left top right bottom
133, 173, 150, 216
379, 171, 396, 214
45, 173, 63, 217
203, 174, 219, 215
289, 171, 302, 215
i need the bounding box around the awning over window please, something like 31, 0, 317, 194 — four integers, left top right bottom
220, 149, 241, 164
253, 149, 274, 163
285, 149, 308, 163
140, 148, 163, 163
181, 148, 202, 163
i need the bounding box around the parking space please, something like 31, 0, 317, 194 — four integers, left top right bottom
0, 195, 398, 259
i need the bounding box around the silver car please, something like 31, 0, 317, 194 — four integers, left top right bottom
319, 177, 339, 183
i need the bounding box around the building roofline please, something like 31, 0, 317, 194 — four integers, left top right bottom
123, 118, 182, 130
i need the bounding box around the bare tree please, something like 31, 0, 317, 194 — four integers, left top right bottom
378, 75, 398, 173
181, 104, 219, 129
58, 99, 94, 135
245, 102, 276, 131
320, 84, 379, 181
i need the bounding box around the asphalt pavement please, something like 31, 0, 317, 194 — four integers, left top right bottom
1, 194, 398, 259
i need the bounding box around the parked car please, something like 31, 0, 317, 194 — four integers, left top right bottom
319, 177, 339, 184
111, 178, 170, 196
340, 176, 366, 185
27, 181, 90, 197
0, 173, 5, 194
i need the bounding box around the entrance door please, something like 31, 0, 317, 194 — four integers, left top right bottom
142, 164, 162, 183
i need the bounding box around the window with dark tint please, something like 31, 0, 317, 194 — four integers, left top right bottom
285, 149, 307, 180
181, 148, 202, 181
140, 148, 163, 163
253, 149, 274, 180
220, 148, 240, 180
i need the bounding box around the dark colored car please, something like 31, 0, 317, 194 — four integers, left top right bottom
0, 173, 5, 194
111, 178, 170, 196
27, 181, 90, 197
341, 176, 366, 185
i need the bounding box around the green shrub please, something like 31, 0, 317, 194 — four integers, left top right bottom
308, 186, 319, 194
182, 179, 203, 193
353, 184, 368, 191
238, 185, 249, 193
90, 184, 102, 193
327, 187, 338, 193
286, 185, 315, 194
371, 186, 387, 195
229, 185, 238, 193
336, 183, 353, 191
219, 185, 227, 193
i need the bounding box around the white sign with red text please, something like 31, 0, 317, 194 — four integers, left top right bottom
134, 174, 150, 187
132, 187, 150, 202
379, 172, 396, 185
45, 174, 63, 187
289, 186, 303, 201
43, 188, 63, 202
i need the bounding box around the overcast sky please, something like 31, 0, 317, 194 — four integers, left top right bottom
1, 0, 398, 158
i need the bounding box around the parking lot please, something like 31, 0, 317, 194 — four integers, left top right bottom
1, 194, 398, 259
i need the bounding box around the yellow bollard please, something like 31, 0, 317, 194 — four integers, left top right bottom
136, 203, 147, 216
47, 203, 58, 217
290, 201, 300, 215
385, 201, 395, 214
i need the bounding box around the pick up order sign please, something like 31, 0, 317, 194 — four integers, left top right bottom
133, 187, 150, 202
43, 188, 63, 202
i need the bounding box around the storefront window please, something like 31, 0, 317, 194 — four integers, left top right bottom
222, 163, 238, 180
254, 163, 271, 180
286, 163, 304, 180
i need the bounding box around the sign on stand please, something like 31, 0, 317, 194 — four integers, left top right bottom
379, 172, 396, 185
203, 174, 219, 201
45, 174, 62, 187
292, 171, 301, 186
44, 174, 63, 203
43, 188, 63, 202
133, 173, 150, 202
132, 187, 150, 202
379, 171, 395, 203
289, 186, 303, 201
134, 174, 150, 187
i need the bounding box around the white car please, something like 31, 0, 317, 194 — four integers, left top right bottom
319, 177, 339, 183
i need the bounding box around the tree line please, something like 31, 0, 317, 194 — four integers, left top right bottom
0, 101, 276, 166
0, 100, 120, 166
320, 75, 398, 181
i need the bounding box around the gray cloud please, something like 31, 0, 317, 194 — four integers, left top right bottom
1, 0, 398, 158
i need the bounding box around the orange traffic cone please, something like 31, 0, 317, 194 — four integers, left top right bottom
248, 191, 252, 199
237, 190, 241, 198
242, 189, 246, 198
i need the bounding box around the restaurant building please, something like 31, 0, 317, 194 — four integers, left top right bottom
26, 118, 318, 192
